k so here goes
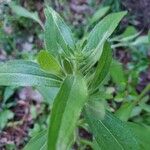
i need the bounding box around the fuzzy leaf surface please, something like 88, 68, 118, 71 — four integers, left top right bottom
0, 60, 61, 87
48, 75, 88, 150
85, 109, 139, 150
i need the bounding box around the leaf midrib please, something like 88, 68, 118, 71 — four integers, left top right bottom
47, 8, 68, 48
99, 119, 124, 150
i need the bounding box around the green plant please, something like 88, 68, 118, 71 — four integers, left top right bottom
0, 4, 150, 150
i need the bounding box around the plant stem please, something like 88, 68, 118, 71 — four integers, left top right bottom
135, 83, 150, 104
80, 139, 93, 148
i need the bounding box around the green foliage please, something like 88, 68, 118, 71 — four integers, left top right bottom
37, 50, 62, 75
1, 3, 150, 150
131, 36, 149, 46
10, 2, 43, 28
110, 59, 126, 89
90, 6, 110, 25
0, 109, 14, 130
83, 11, 127, 71
115, 102, 135, 121
44, 6, 75, 56
121, 26, 137, 38
48, 75, 88, 150
84, 11, 127, 52
89, 42, 112, 91
0, 60, 61, 87
24, 130, 47, 150
129, 123, 150, 150
111, 26, 149, 48
3, 86, 16, 104
85, 111, 139, 150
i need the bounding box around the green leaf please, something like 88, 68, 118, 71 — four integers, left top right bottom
90, 42, 112, 90
0, 109, 14, 130
10, 3, 43, 28
110, 59, 126, 89
90, 6, 110, 24
44, 6, 75, 56
3, 86, 16, 104
85, 110, 139, 150
37, 50, 62, 75
44, 8, 57, 55
92, 140, 101, 150
131, 36, 149, 46
24, 130, 47, 150
62, 59, 73, 74
83, 12, 127, 71
48, 75, 88, 150
84, 11, 127, 51
0, 60, 61, 87
121, 26, 137, 38
139, 100, 150, 112
115, 102, 135, 121
129, 123, 150, 150
86, 100, 105, 121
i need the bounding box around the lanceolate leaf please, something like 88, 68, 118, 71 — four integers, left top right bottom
83, 12, 126, 72
0, 60, 61, 87
84, 11, 127, 51
44, 8, 58, 55
24, 130, 47, 150
48, 75, 88, 150
90, 42, 112, 90
44, 6, 75, 56
85, 109, 139, 150
90, 6, 110, 25
37, 50, 62, 75
10, 3, 43, 28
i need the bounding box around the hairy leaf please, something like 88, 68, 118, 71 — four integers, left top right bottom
84, 11, 127, 51
83, 12, 126, 71
48, 75, 88, 150
0, 60, 61, 87
85, 110, 139, 150
44, 6, 75, 56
